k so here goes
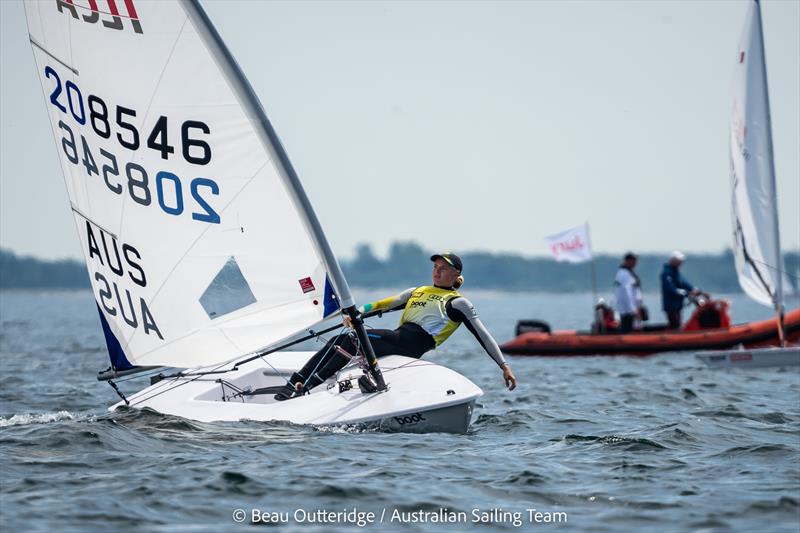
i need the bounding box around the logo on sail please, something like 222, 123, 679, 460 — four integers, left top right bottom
298, 277, 316, 294
731, 103, 750, 162
57, 0, 143, 35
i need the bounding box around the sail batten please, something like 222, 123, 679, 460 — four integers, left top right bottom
25, 0, 346, 369
730, 0, 791, 309
29, 37, 78, 73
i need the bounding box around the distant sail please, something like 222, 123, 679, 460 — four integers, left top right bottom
729, 0, 791, 308
24, 1, 342, 368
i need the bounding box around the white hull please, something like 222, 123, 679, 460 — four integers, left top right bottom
111, 354, 483, 434
696, 346, 800, 369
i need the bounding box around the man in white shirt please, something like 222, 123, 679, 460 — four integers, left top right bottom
614, 252, 644, 333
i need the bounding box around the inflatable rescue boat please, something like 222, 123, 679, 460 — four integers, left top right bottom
500, 300, 800, 356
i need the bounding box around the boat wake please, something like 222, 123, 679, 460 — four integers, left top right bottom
0, 410, 74, 428
105, 406, 206, 432
104, 406, 387, 443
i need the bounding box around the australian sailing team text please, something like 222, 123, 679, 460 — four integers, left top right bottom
239, 507, 568, 527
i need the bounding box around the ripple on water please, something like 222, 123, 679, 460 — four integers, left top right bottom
608, 461, 658, 472
472, 410, 535, 430
695, 496, 800, 531
314, 484, 374, 499
681, 387, 699, 400
554, 418, 596, 424
750, 412, 793, 424
204, 471, 269, 497
713, 443, 795, 458
693, 405, 796, 426
499, 469, 550, 486
744, 496, 798, 513
563, 434, 668, 451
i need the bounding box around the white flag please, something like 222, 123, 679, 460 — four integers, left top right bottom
545, 224, 592, 263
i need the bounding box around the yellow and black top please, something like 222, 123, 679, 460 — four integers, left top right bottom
362, 286, 507, 367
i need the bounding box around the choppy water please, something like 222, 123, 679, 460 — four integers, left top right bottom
1, 289, 799, 532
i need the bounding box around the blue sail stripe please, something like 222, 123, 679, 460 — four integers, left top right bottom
96, 304, 133, 370
323, 275, 340, 317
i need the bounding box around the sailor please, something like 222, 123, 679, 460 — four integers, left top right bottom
660, 251, 699, 329
614, 252, 646, 333
592, 298, 620, 334
274, 253, 517, 400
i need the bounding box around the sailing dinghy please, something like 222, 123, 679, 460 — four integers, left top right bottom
24, 0, 481, 432
696, 0, 798, 369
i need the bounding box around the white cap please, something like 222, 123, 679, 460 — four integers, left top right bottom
669, 250, 686, 262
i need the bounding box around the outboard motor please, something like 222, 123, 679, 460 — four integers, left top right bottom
683, 299, 732, 331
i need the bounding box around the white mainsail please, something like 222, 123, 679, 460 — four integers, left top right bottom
730, 0, 791, 308
24, 1, 349, 369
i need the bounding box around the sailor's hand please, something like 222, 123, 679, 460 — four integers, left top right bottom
343, 316, 354, 329
502, 364, 517, 391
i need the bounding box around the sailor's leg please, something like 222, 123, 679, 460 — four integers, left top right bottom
620, 313, 635, 333
274, 327, 430, 400
274, 334, 347, 400
666, 310, 681, 329
306, 328, 406, 389
305, 335, 357, 390
293, 334, 348, 384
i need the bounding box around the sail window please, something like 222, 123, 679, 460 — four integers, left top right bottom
199, 257, 257, 319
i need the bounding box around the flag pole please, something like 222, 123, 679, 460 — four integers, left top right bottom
585, 222, 598, 304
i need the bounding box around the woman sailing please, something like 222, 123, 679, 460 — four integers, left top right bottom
275, 253, 517, 400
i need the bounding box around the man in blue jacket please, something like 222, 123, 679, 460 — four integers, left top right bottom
660, 251, 699, 329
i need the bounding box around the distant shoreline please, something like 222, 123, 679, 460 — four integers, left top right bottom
1, 244, 798, 293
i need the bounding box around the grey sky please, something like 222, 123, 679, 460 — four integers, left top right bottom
1, 0, 798, 261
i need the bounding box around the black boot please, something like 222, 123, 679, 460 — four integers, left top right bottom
273, 373, 326, 401
273, 384, 299, 401
273, 373, 304, 401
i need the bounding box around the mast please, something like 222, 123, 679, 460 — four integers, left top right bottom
752, 0, 786, 343
181, 1, 386, 385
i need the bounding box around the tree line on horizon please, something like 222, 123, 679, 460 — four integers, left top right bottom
345, 242, 799, 294
1, 244, 798, 294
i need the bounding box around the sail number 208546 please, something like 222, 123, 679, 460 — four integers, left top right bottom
44, 66, 210, 165
44, 65, 220, 224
